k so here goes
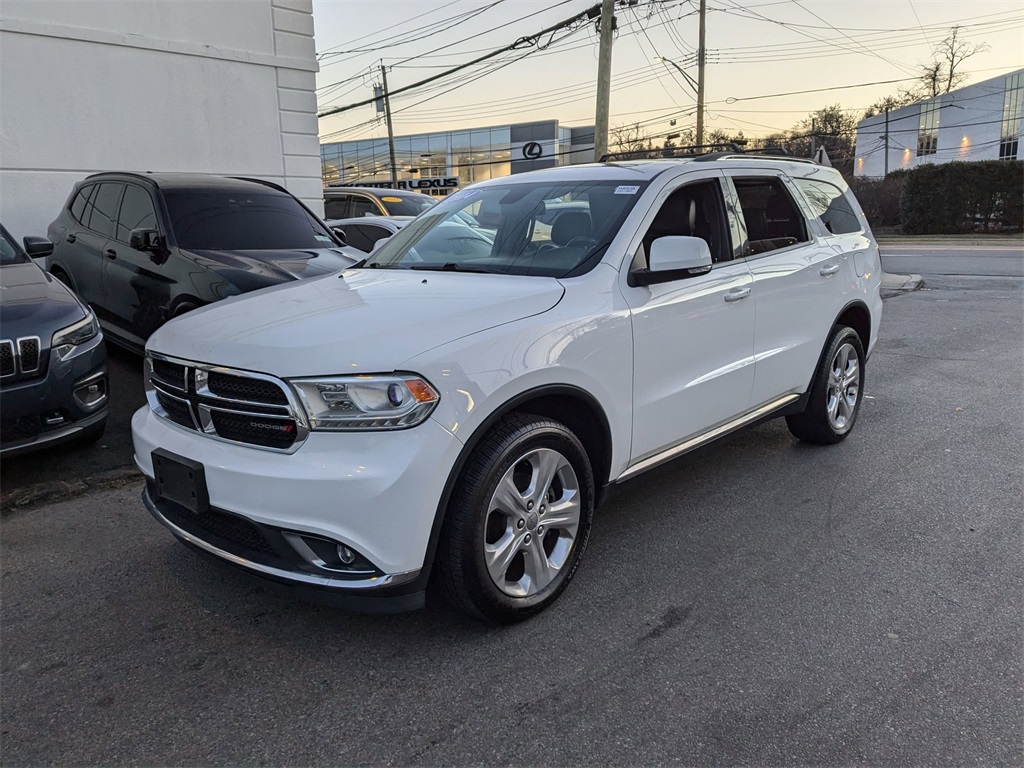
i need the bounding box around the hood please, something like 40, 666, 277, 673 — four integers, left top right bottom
147, 269, 565, 377
186, 247, 360, 288
0, 262, 85, 337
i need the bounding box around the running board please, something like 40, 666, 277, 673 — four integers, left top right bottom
615, 394, 800, 482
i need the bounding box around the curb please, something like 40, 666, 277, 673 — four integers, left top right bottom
881, 272, 924, 299
0, 466, 142, 514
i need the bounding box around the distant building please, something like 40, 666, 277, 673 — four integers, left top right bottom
0, 0, 322, 239
320, 120, 596, 194
853, 69, 1023, 178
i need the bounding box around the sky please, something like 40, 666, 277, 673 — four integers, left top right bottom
311, 0, 1024, 146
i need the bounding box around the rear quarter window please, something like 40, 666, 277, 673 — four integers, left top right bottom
69, 185, 94, 224
794, 178, 863, 235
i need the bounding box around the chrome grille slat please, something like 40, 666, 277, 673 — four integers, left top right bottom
1, 337, 45, 379
145, 353, 308, 453
17, 337, 40, 374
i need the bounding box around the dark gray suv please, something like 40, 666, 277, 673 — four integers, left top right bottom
0, 224, 107, 456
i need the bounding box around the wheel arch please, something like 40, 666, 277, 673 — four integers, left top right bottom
422, 384, 613, 573
834, 300, 872, 352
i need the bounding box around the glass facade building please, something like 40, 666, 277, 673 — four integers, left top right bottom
321, 120, 594, 193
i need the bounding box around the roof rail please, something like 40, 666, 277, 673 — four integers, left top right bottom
599, 143, 744, 162
693, 149, 818, 164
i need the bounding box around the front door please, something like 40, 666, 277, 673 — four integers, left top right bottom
101, 183, 171, 347
621, 175, 756, 463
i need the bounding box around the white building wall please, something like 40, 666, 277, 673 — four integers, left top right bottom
854, 69, 1022, 178
0, 0, 322, 240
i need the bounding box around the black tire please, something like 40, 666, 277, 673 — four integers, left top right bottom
786, 325, 866, 445
50, 267, 75, 292
437, 413, 595, 623
172, 302, 199, 318
70, 419, 106, 448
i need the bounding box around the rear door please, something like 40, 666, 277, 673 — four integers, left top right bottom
349, 193, 381, 218
723, 169, 843, 404
101, 182, 169, 346
71, 181, 124, 320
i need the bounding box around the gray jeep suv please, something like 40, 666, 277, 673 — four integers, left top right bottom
0, 224, 107, 456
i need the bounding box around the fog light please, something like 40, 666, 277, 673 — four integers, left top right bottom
337, 545, 357, 565
74, 378, 107, 408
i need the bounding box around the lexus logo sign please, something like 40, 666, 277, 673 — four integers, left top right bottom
522, 141, 544, 159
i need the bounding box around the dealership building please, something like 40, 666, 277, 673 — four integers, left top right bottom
853, 68, 1023, 178
320, 120, 596, 193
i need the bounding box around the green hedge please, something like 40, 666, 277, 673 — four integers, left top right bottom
899, 160, 1023, 234
849, 172, 907, 229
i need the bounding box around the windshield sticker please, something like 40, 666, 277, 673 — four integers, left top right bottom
448, 188, 481, 204
382, 196, 403, 203
614, 185, 640, 195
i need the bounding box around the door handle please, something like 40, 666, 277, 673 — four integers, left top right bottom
724, 287, 751, 303
104, 248, 117, 260
66, 234, 76, 244
819, 263, 840, 276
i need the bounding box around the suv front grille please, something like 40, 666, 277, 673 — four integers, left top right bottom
146, 355, 306, 452
0, 337, 46, 381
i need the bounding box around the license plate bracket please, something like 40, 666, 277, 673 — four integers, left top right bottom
152, 448, 209, 514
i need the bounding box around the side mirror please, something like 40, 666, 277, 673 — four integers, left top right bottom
331, 227, 347, 245
129, 228, 161, 252
23, 236, 54, 258
631, 236, 713, 287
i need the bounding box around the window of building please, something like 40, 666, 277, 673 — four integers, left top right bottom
917, 101, 940, 156
794, 178, 862, 235
731, 178, 809, 256
1000, 72, 1023, 160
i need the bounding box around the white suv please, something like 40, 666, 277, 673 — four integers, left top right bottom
132, 153, 882, 622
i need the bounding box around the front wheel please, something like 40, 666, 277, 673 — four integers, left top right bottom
438, 413, 595, 623
787, 325, 865, 444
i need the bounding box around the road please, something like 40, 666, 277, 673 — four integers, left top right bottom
1, 255, 1021, 764
880, 242, 1024, 277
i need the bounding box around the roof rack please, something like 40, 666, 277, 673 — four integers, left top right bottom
600, 143, 819, 165
599, 143, 745, 162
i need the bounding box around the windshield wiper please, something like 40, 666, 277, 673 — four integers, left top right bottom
409, 262, 494, 274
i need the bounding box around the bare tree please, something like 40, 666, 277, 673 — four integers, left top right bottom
610, 123, 652, 155
905, 26, 989, 100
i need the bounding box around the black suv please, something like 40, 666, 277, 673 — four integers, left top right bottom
46, 173, 355, 353
1, 224, 107, 456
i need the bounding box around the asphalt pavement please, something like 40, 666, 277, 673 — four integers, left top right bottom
1, 255, 1021, 764
879, 242, 1024, 277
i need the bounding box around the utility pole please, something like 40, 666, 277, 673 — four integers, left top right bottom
696, 0, 706, 146
883, 108, 890, 177
380, 63, 398, 187
593, 0, 614, 161
810, 118, 816, 156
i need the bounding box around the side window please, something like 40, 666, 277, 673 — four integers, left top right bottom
359, 224, 392, 250
69, 185, 93, 224
350, 195, 379, 218
638, 179, 731, 267
794, 178, 862, 235
324, 197, 349, 220
116, 185, 158, 243
341, 224, 374, 252
731, 178, 809, 256
89, 183, 125, 238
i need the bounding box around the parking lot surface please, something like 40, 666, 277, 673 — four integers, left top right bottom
1, 268, 1020, 765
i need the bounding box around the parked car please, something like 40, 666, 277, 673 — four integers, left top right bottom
133, 152, 882, 622
327, 214, 494, 257
1, 224, 107, 456
46, 173, 357, 353
325, 215, 411, 253
323, 187, 437, 219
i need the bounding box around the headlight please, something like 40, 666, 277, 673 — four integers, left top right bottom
51, 309, 99, 360
289, 374, 440, 430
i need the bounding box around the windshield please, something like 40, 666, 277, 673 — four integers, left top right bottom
380, 193, 437, 217
0, 226, 29, 266
165, 191, 338, 251
366, 180, 649, 276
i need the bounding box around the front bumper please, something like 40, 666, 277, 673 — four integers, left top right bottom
132, 405, 464, 601
0, 334, 108, 456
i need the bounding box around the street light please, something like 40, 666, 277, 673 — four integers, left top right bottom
655, 54, 704, 147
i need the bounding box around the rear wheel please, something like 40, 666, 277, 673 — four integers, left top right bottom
438, 413, 594, 623
50, 267, 75, 292
787, 325, 865, 444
